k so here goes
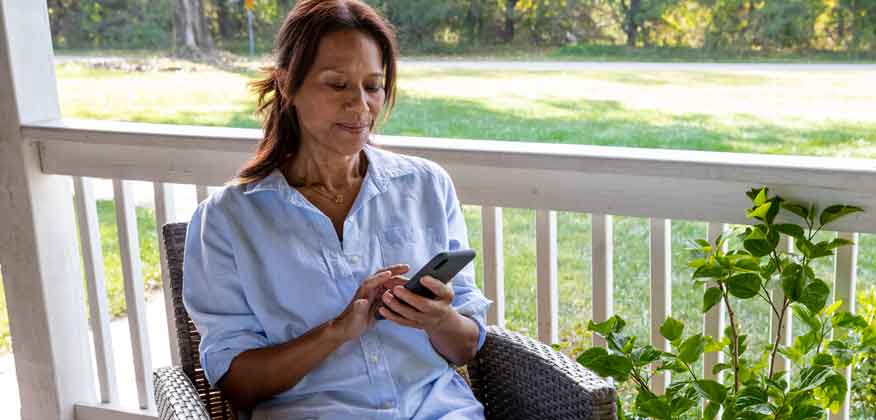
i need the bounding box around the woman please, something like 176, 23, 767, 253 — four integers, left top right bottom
182, 1, 492, 419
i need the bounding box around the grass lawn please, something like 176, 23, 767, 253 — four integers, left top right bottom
2, 58, 875, 415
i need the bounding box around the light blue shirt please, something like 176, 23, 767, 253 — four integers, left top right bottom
183, 144, 492, 420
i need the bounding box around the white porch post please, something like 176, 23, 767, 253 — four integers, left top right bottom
0, 2, 97, 420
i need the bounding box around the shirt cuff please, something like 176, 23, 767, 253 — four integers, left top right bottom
200, 333, 269, 387
453, 294, 493, 352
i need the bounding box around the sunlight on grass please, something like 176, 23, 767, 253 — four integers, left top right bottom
28, 61, 876, 366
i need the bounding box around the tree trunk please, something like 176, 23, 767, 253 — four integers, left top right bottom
504, 0, 518, 43
624, 0, 641, 47
173, 0, 214, 58
216, 0, 233, 41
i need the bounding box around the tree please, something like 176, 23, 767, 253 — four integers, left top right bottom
609, 0, 673, 46
173, 0, 214, 57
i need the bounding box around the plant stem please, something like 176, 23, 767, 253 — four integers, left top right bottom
721, 282, 741, 393
768, 298, 789, 379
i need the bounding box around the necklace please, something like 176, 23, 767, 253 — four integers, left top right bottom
283, 153, 368, 206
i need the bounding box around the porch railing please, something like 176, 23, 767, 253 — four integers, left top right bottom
3, 3, 875, 419
16, 118, 876, 420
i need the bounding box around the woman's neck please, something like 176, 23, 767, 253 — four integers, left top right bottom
284, 144, 366, 192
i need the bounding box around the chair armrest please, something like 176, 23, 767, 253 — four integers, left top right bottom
467, 326, 617, 420
154, 366, 211, 420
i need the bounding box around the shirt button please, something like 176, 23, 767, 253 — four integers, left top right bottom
349, 255, 360, 264
370, 354, 379, 364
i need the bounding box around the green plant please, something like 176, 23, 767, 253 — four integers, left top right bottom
577, 187, 875, 419
851, 287, 876, 417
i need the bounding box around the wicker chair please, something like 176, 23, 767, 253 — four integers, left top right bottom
154, 222, 617, 420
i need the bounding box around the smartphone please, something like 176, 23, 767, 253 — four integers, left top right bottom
375, 249, 476, 320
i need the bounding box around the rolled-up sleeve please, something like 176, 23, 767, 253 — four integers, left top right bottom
439, 168, 493, 351
183, 202, 269, 387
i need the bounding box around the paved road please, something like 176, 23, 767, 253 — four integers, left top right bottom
55, 55, 876, 72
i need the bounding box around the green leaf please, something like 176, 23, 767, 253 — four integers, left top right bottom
677, 334, 706, 364
751, 187, 768, 206
702, 286, 723, 313
824, 237, 854, 250
743, 228, 774, 257
576, 347, 633, 382
766, 197, 783, 224
587, 315, 626, 336
773, 223, 805, 239
832, 312, 868, 330
798, 279, 830, 313
789, 404, 828, 420
635, 393, 672, 420
693, 262, 726, 279
798, 366, 833, 391
747, 202, 772, 221
631, 345, 662, 367
703, 401, 720, 420
819, 372, 848, 411
712, 362, 731, 375
735, 385, 768, 409
694, 238, 712, 248
782, 264, 805, 301
792, 303, 822, 332
828, 340, 854, 368
819, 204, 864, 227
782, 202, 810, 220
812, 352, 834, 367
727, 273, 761, 299
659, 317, 684, 342
693, 379, 727, 403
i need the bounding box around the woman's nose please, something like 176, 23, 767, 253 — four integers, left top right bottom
345, 87, 369, 113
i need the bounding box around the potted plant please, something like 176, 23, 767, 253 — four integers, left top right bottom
577, 187, 876, 419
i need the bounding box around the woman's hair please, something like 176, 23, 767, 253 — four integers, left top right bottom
235, 0, 398, 185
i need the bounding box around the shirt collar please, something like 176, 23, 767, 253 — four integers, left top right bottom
242, 143, 413, 198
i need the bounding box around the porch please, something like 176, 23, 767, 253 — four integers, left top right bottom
2, 2, 876, 420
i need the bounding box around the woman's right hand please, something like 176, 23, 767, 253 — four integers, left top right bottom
332, 264, 409, 341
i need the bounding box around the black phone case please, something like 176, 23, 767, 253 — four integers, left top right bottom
375, 249, 476, 320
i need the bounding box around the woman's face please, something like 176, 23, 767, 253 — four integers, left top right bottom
291, 30, 386, 157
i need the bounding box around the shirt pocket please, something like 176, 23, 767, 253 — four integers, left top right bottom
378, 225, 443, 272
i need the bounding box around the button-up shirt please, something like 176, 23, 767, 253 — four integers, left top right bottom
183, 144, 492, 419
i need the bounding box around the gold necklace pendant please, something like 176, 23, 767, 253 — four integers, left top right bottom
334, 194, 343, 205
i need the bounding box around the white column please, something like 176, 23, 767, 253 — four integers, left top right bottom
650, 218, 671, 393
591, 214, 613, 348
481, 206, 505, 327
0, 2, 97, 419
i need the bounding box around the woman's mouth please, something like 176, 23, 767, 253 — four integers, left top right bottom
337, 122, 369, 133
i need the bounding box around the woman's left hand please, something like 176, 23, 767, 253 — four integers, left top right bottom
378, 276, 455, 334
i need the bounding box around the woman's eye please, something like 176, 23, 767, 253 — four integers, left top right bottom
329, 83, 346, 90
365, 85, 382, 92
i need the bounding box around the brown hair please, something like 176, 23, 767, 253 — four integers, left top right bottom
235, 0, 398, 185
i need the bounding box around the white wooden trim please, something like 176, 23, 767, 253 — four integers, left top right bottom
771, 236, 793, 378
26, 120, 876, 233
703, 222, 726, 381
481, 206, 505, 327
650, 218, 671, 393
196, 185, 209, 204
0, 3, 97, 419
830, 232, 858, 420
74, 177, 119, 403
75, 402, 156, 420
536, 210, 559, 344
153, 182, 180, 367
112, 180, 155, 410
591, 214, 613, 348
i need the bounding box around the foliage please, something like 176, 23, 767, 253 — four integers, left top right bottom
577, 187, 873, 419
49, 0, 172, 50
45, 0, 876, 54
851, 287, 876, 417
